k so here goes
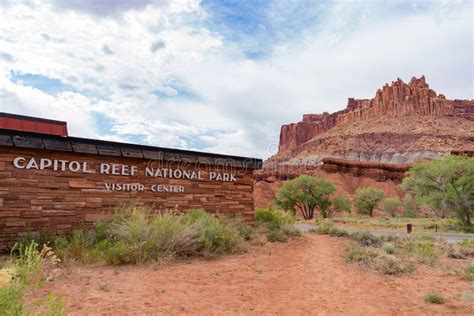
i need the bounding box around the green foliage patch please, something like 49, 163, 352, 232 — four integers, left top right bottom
354, 188, 385, 217
424, 293, 445, 304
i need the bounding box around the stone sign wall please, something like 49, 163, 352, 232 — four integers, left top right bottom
0, 132, 261, 250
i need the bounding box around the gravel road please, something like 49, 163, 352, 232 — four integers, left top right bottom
295, 224, 474, 244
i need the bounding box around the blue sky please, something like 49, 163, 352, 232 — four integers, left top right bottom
0, 0, 472, 158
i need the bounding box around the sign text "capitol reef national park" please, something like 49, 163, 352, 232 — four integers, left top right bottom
12, 156, 237, 182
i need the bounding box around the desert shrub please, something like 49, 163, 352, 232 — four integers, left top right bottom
328, 227, 349, 237
104, 240, 135, 265
315, 221, 334, 235
354, 188, 385, 217
379, 234, 401, 243
372, 254, 412, 275
53, 207, 247, 264
94, 221, 109, 242
462, 264, 474, 281
345, 242, 415, 275
67, 230, 89, 261
350, 231, 382, 247
424, 293, 445, 304
255, 209, 280, 229
183, 209, 245, 255
254, 209, 299, 243
411, 233, 437, 242
281, 225, 302, 237
405, 239, 438, 266
458, 238, 474, 247
255, 208, 294, 230
345, 244, 378, 264
267, 230, 289, 243
447, 250, 466, 259
237, 224, 254, 240
382, 243, 396, 254
454, 238, 474, 257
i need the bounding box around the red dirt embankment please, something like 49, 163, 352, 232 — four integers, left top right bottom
30, 235, 473, 315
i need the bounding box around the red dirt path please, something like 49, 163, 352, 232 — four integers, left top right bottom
33, 235, 472, 315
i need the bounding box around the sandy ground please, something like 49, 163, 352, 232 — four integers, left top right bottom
29, 235, 473, 315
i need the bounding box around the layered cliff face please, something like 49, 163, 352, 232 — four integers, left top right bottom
278, 76, 473, 155
255, 76, 473, 208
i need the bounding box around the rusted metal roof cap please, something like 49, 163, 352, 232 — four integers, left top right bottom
0, 112, 68, 137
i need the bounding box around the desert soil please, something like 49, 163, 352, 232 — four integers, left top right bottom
29, 235, 473, 315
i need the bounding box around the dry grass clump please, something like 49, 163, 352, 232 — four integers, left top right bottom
344, 241, 415, 275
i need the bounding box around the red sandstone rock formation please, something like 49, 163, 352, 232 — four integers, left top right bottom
278, 76, 473, 154
256, 76, 473, 208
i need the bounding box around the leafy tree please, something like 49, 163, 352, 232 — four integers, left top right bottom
319, 196, 352, 218
275, 175, 336, 220
354, 187, 385, 217
381, 197, 401, 217
401, 194, 419, 218
400, 155, 474, 226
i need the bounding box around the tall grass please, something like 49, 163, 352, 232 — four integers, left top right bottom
53, 207, 247, 265
0, 241, 65, 315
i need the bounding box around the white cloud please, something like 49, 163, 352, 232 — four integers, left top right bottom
0, 0, 472, 158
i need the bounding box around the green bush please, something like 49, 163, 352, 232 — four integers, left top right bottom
237, 224, 254, 241
184, 209, 245, 255
52, 207, 247, 264
372, 254, 406, 275
382, 243, 396, 254
267, 230, 288, 243
281, 225, 302, 237
424, 293, 445, 304
345, 242, 415, 275
405, 239, 438, 266
345, 244, 378, 264
255, 208, 294, 230
328, 227, 348, 237
104, 240, 134, 265
350, 231, 382, 247
315, 221, 334, 235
